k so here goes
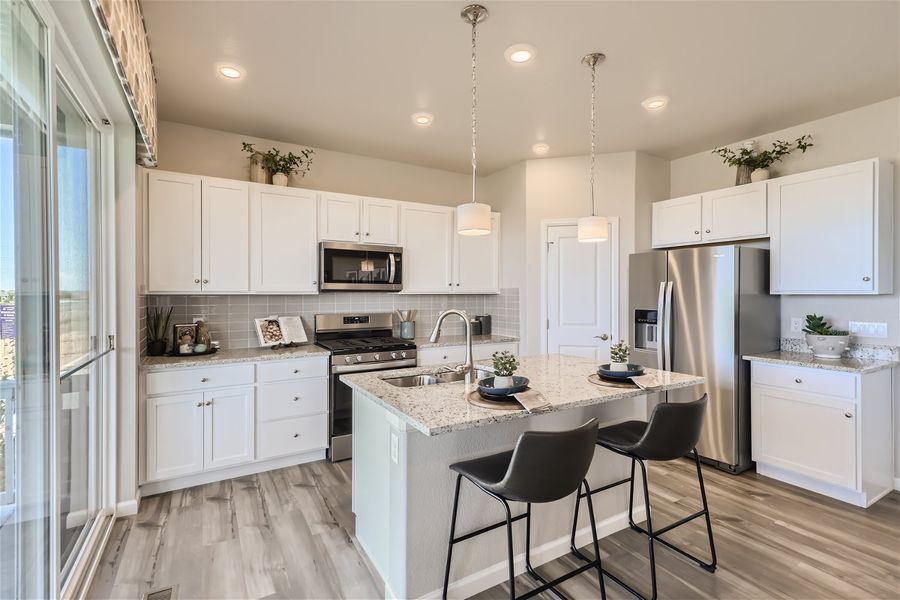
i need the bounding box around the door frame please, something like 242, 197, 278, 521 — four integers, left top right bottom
539, 217, 620, 355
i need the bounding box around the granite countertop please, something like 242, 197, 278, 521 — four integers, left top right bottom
743, 351, 899, 374
341, 354, 704, 436
141, 344, 330, 371
415, 333, 520, 349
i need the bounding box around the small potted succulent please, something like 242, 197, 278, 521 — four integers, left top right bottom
491, 350, 520, 388
609, 340, 630, 371
146, 305, 173, 356
242, 142, 315, 186
712, 135, 813, 185
802, 314, 850, 359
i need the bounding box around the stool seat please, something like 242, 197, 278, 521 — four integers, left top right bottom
596, 420, 647, 455
450, 450, 514, 491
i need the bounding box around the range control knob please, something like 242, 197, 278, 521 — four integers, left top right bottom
400, 351, 407, 359
344, 356, 352, 364
391, 352, 398, 359
356, 355, 363, 362
373, 353, 380, 361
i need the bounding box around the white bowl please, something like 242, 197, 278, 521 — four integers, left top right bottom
805, 334, 850, 359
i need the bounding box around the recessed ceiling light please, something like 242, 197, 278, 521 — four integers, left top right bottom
641, 95, 669, 111
218, 65, 243, 79
504, 43, 537, 65
412, 112, 434, 126
532, 142, 550, 155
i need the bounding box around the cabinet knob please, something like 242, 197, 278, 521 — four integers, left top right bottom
365, 232, 370, 236
355, 231, 359, 235
201, 377, 209, 382
293, 396, 300, 401
202, 279, 209, 284
313, 280, 318, 285
794, 378, 802, 384
196, 401, 203, 407
205, 400, 212, 406
293, 433, 300, 438
443, 355, 448, 360
705, 229, 711, 233
293, 369, 300, 374
194, 278, 200, 283
694, 230, 700, 235
862, 276, 871, 282
844, 412, 853, 418
456, 283, 460, 286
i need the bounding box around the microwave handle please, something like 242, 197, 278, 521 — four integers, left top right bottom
388, 253, 396, 283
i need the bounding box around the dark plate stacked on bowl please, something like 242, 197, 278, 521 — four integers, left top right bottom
477, 375, 530, 400
596, 363, 644, 383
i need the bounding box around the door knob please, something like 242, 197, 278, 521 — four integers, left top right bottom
594, 334, 609, 341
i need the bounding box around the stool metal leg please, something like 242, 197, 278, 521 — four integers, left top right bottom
525, 503, 569, 600
500, 497, 516, 600
442, 474, 463, 600
694, 449, 718, 572
582, 480, 608, 600
637, 458, 658, 600
627, 458, 639, 531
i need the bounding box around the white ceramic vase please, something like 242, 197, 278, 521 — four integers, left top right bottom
493, 375, 515, 388
272, 172, 289, 186
750, 168, 771, 182
610, 361, 628, 371
805, 334, 850, 359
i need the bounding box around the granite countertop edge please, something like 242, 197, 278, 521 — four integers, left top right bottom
140, 345, 331, 371
742, 351, 899, 374
414, 334, 520, 349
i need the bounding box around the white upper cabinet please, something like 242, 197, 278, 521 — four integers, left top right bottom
454, 213, 500, 293
201, 178, 250, 293
399, 203, 454, 293
250, 185, 318, 293
361, 197, 399, 245
147, 171, 202, 292
769, 158, 892, 294
701, 182, 767, 242
319, 192, 361, 242
651, 194, 702, 248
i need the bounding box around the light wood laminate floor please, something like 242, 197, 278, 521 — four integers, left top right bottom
91, 459, 899, 599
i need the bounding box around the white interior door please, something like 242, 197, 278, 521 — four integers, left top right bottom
546, 224, 614, 360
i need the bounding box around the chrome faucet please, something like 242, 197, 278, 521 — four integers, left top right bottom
429, 309, 475, 373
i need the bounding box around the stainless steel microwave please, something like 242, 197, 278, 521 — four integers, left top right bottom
319, 242, 403, 291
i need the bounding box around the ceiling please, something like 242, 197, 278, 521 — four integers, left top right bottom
141, 1, 900, 174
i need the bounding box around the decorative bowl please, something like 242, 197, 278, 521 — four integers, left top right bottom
478, 376, 530, 397
805, 334, 849, 359
597, 363, 645, 379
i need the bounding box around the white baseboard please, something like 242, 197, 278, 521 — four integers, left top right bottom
756, 463, 882, 508
417, 505, 646, 600
116, 499, 140, 517
894, 477, 900, 491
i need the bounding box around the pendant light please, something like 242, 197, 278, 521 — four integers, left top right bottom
456, 4, 491, 236
577, 52, 609, 243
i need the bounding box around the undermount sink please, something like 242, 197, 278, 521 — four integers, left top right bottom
382, 368, 493, 388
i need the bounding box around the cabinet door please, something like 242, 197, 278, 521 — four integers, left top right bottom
752, 386, 857, 489
651, 195, 702, 248
319, 192, 361, 242
145, 392, 204, 481
203, 386, 255, 470
399, 203, 453, 293
361, 197, 399, 245
701, 182, 767, 242
770, 160, 875, 293
250, 185, 318, 293
147, 171, 202, 292
201, 178, 249, 292
454, 213, 500, 293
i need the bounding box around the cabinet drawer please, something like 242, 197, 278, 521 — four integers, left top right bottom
752, 363, 857, 400
257, 379, 328, 421
417, 346, 466, 366
146, 364, 254, 396
258, 414, 328, 459
257, 357, 328, 383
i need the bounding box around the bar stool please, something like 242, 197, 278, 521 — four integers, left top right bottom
442, 419, 607, 600
569, 395, 717, 600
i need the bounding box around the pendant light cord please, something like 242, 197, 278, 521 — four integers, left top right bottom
589, 58, 596, 217
470, 13, 478, 204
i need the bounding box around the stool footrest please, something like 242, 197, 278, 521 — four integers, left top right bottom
646, 509, 706, 537
517, 560, 601, 600
452, 512, 527, 544
577, 476, 631, 499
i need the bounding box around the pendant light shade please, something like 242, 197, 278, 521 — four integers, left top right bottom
577, 215, 609, 242
457, 201, 492, 236
456, 4, 491, 236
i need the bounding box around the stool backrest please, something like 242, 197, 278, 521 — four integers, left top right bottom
497, 418, 599, 503
634, 394, 708, 461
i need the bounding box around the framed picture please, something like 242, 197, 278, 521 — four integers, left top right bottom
172, 323, 197, 354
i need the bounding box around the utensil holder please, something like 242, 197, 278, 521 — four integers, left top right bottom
399, 321, 415, 340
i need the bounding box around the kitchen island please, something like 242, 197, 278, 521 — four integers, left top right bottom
341, 354, 704, 599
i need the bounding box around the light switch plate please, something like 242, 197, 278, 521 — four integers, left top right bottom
790, 317, 803, 333
848, 321, 888, 338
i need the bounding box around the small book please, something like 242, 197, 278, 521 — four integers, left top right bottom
254, 315, 309, 347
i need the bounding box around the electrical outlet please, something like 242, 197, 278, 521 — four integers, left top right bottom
849, 321, 888, 338
790, 317, 803, 333
390, 432, 399, 464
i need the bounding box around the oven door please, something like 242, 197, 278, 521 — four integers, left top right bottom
320, 242, 403, 291
330, 358, 416, 462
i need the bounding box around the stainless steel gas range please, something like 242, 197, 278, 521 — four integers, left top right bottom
315, 313, 417, 462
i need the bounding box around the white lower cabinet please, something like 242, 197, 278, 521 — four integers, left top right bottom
417, 342, 519, 367
143, 356, 329, 492
750, 361, 893, 507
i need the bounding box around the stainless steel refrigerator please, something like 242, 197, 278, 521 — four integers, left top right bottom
628, 245, 779, 473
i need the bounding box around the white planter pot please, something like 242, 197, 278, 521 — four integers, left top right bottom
805, 334, 850, 359
272, 172, 289, 186
750, 168, 771, 182
493, 376, 515, 388
610, 361, 629, 371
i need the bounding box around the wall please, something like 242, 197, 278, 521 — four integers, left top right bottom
157, 120, 478, 207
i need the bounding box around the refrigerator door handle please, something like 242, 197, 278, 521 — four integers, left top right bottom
656, 282, 666, 370
664, 281, 674, 371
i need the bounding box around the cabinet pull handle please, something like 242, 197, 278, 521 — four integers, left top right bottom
201, 377, 209, 382
794, 378, 802, 383
293, 433, 300, 438
196, 401, 203, 407
205, 400, 212, 406
862, 276, 871, 282
844, 412, 853, 418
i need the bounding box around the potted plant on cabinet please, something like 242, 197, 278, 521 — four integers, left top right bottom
712, 135, 813, 185
146, 305, 173, 356
491, 350, 520, 388
241, 142, 315, 186
609, 339, 630, 371
802, 313, 850, 359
